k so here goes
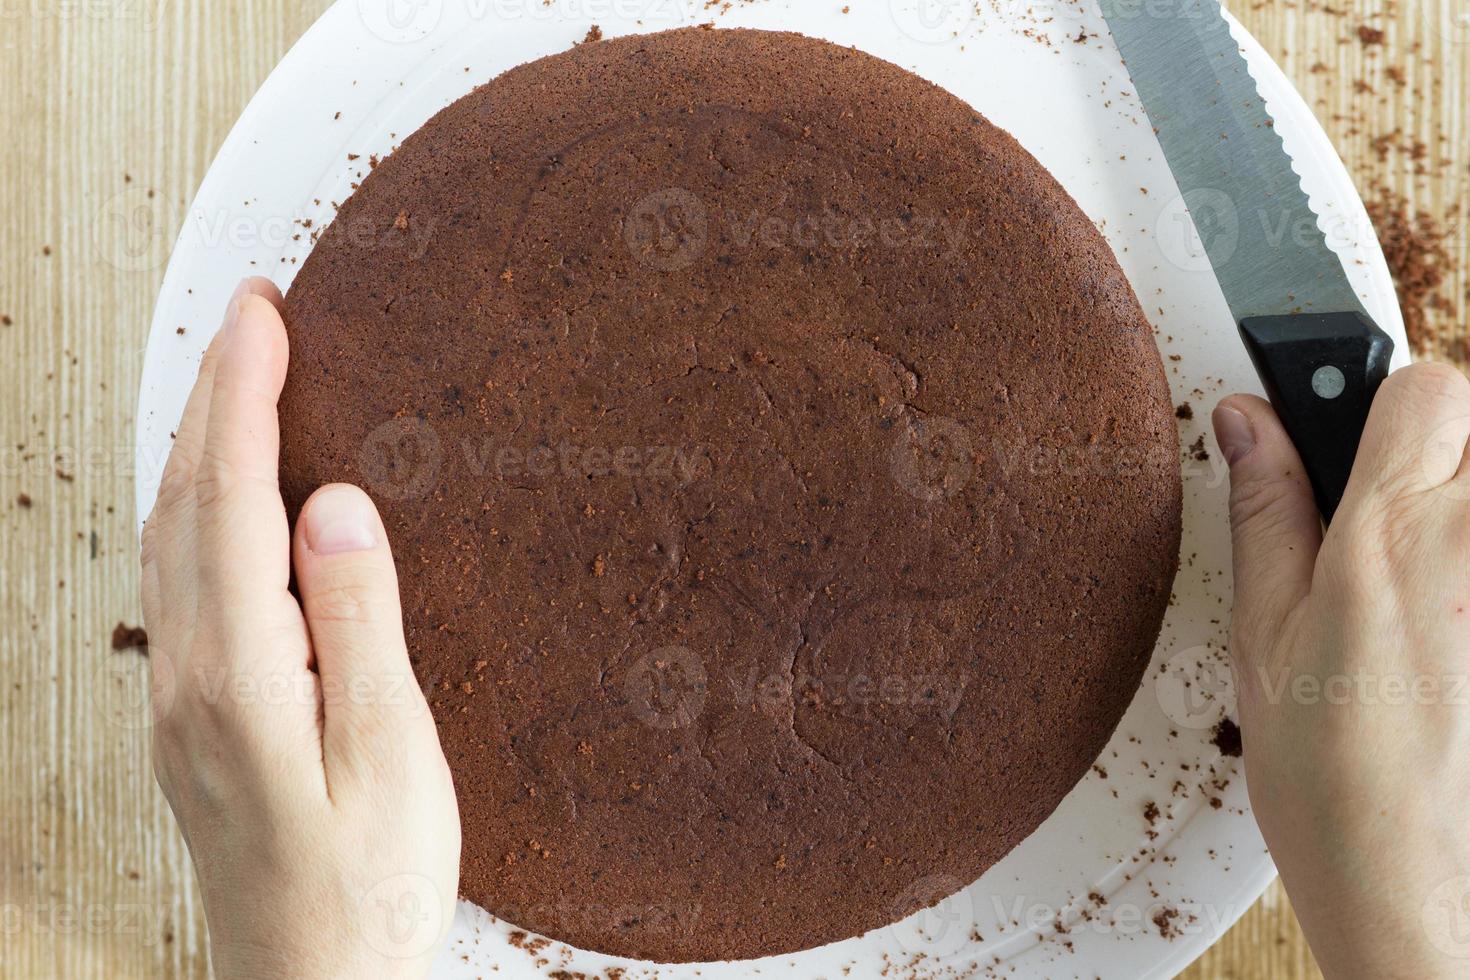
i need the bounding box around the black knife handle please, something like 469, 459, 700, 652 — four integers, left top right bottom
1237, 311, 1394, 523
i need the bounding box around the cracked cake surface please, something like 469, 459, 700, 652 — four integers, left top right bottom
277, 26, 1183, 963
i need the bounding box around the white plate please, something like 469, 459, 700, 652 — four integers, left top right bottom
137, 2, 1410, 977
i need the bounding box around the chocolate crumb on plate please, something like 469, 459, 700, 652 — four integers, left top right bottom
1152, 905, 1182, 939
1212, 717, 1242, 758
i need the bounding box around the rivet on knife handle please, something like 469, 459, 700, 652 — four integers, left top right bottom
1237, 311, 1394, 522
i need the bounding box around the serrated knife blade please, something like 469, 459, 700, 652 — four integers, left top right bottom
1098, 0, 1395, 521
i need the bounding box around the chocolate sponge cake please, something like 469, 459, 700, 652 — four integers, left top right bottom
277, 27, 1182, 963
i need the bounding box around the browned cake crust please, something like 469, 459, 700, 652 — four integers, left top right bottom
278, 27, 1182, 963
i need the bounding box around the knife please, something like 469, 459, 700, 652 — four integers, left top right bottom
1098, 0, 1394, 522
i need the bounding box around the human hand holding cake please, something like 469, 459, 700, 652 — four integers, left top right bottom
1212, 365, 1470, 980
140, 278, 460, 980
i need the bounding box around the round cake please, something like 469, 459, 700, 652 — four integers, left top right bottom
278, 27, 1182, 963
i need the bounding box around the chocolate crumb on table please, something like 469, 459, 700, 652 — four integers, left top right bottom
1187, 434, 1210, 462
111, 623, 149, 654
1366, 186, 1457, 353
16, 493, 32, 508
1175, 402, 1193, 421
1356, 25, 1385, 46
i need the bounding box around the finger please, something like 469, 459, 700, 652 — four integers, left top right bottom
147, 279, 284, 640
1214, 395, 1323, 653
1343, 363, 1470, 506
292, 484, 435, 780
147, 293, 233, 596
194, 292, 293, 604
159, 278, 282, 507
138, 555, 177, 686
158, 328, 224, 506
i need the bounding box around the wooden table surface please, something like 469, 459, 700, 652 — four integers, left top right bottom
1, 2, 1464, 977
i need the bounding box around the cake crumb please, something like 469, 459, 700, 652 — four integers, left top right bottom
17, 493, 32, 508
1212, 717, 1243, 758
582, 24, 603, 43
1367, 187, 1455, 352
111, 623, 149, 653
1356, 25, 1385, 46
394, 210, 410, 232
1153, 906, 1182, 939
1175, 402, 1193, 421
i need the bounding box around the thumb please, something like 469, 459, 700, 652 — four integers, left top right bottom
292, 483, 437, 783
1213, 394, 1323, 654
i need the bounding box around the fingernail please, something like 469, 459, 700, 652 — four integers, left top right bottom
1214, 405, 1256, 466
304, 487, 379, 555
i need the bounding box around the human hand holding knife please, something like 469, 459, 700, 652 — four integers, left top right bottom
1103, 5, 1470, 978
